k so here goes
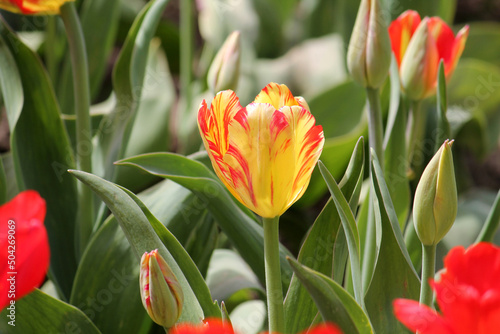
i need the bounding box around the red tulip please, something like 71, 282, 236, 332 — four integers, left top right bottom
171, 319, 343, 334
388, 10, 469, 100
0, 0, 73, 14
0, 190, 49, 310
394, 242, 500, 333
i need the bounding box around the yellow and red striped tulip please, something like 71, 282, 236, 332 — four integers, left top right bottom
388, 10, 469, 100
198, 83, 324, 218
0, 0, 72, 14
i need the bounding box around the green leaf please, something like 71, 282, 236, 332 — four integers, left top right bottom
0, 35, 22, 131
95, 0, 170, 182
69, 170, 204, 323
0, 157, 5, 204
0, 22, 78, 299
118, 185, 221, 318
70, 217, 152, 334
318, 161, 364, 308
383, 57, 410, 227
365, 151, 420, 333
476, 190, 500, 243
284, 137, 364, 333
116, 153, 294, 291
435, 60, 450, 151
287, 258, 373, 334
0, 289, 101, 334
57, 0, 121, 112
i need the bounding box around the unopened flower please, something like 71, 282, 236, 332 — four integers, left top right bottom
207, 31, 241, 93
198, 83, 324, 218
394, 242, 500, 333
389, 10, 469, 100
140, 249, 183, 328
413, 139, 457, 246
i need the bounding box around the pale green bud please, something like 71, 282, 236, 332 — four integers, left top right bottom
347, 0, 392, 88
208, 31, 241, 93
140, 249, 183, 328
413, 140, 458, 246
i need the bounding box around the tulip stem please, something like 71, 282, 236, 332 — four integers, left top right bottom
60, 3, 94, 257
419, 244, 436, 307
263, 216, 285, 334
366, 87, 384, 170
407, 99, 425, 177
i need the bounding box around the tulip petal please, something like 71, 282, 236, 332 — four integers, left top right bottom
388, 10, 421, 67
447, 25, 469, 78
254, 82, 300, 110
0, 0, 73, 14
393, 299, 454, 334
428, 17, 456, 68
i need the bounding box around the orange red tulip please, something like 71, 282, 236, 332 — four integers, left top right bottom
198, 83, 324, 218
0, 0, 73, 14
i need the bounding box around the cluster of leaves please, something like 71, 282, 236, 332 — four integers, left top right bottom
0, 0, 499, 333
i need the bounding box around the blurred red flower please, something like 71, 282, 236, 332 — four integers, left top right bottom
0, 190, 49, 310
394, 242, 500, 333
171, 319, 342, 334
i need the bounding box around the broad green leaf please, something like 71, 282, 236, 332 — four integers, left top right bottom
284, 137, 364, 333
435, 60, 450, 151
365, 151, 420, 333
288, 259, 373, 334
0, 289, 101, 334
119, 186, 221, 318
0, 152, 19, 202
318, 161, 364, 308
95, 0, 170, 183
0, 35, 22, 131
70, 216, 152, 334
0, 22, 78, 299
184, 215, 218, 277
116, 153, 294, 291
476, 190, 500, 243
383, 57, 410, 227
70, 170, 204, 323
57, 0, 121, 113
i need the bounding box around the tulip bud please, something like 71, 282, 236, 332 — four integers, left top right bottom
413, 140, 457, 246
347, 0, 392, 88
399, 18, 439, 100
140, 249, 183, 328
207, 31, 241, 93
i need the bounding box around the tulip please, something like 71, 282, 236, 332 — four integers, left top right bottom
207, 31, 241, 93
140, 249, 183, 328
394, 242, 500, 334
347, 0, 392, 89
170, 319, 343, 334
389, 10, 469, 100
413, 139, 457, 246
0, 190, 49, 310
0, 0, 73, 14
198, 82, 324, 218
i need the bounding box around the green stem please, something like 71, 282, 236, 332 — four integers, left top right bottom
60, 3, 93, 257
45, 16, 57, 83
407, 100, 426, 177
263, 216, 285, 334
475, 190, 500, 243
180, 0, 193, 105
366, 87, 384, 170
419, 244, 436, 307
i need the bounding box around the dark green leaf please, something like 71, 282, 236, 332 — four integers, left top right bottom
0, 22, 78, 299
288, 258, 373, 334
0, 289, 101, 334
365, 151, 420, 333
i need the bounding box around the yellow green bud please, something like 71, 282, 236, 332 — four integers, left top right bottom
413, 140, 458, 246
347, 0, 392, 88
140, 249, 183, 328
208, 31, 241, 93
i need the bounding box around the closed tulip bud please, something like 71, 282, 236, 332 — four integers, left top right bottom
140, 250, 183, 328
208, 31, 241, 93
347, 0, 392, 88
413, 140, 457, 246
